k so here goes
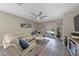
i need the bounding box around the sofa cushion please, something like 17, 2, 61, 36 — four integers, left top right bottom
19, 39, 30, 50
15, 33, 31, 38
71, 32, 79, 36
5, 34, 17, 43
22, 35, 34, 42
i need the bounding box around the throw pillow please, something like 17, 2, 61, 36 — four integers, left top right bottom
19, 39, 30, 50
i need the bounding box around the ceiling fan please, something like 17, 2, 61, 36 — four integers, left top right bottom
30, 11, 48, 21
16, 3, 48, 21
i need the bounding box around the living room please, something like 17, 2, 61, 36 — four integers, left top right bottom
0, 3, 79, 56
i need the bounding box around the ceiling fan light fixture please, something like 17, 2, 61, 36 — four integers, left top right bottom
37, 17, 40, 20
30, 10, 48, 22
36, 17, 40, 21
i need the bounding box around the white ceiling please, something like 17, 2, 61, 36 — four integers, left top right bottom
0, 3, 78, 22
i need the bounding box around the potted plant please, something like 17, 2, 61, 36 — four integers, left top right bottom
56, 27, 61, 38
64, 36, 68, 47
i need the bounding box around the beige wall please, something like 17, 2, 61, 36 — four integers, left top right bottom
63, 6, 79, 38
0, 11, 36, 45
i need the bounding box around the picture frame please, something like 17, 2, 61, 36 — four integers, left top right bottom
20, 23, 32, 28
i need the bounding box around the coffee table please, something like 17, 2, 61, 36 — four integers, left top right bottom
35, 36, 44, 44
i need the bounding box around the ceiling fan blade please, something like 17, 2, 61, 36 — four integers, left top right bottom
40, 16, 48, 18
31, 12, 36, 16
37, 11, 42, 16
